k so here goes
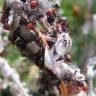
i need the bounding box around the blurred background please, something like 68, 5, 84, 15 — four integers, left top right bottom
0, 0, 96, 96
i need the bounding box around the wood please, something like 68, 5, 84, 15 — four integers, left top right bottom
59, 80, 68, 96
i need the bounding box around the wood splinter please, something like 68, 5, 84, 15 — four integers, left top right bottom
59, 80, 68, 96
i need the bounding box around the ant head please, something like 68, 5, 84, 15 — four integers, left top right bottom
46, 8, 55, 16
30, 0, 38, 9
20, 0, 26, 3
